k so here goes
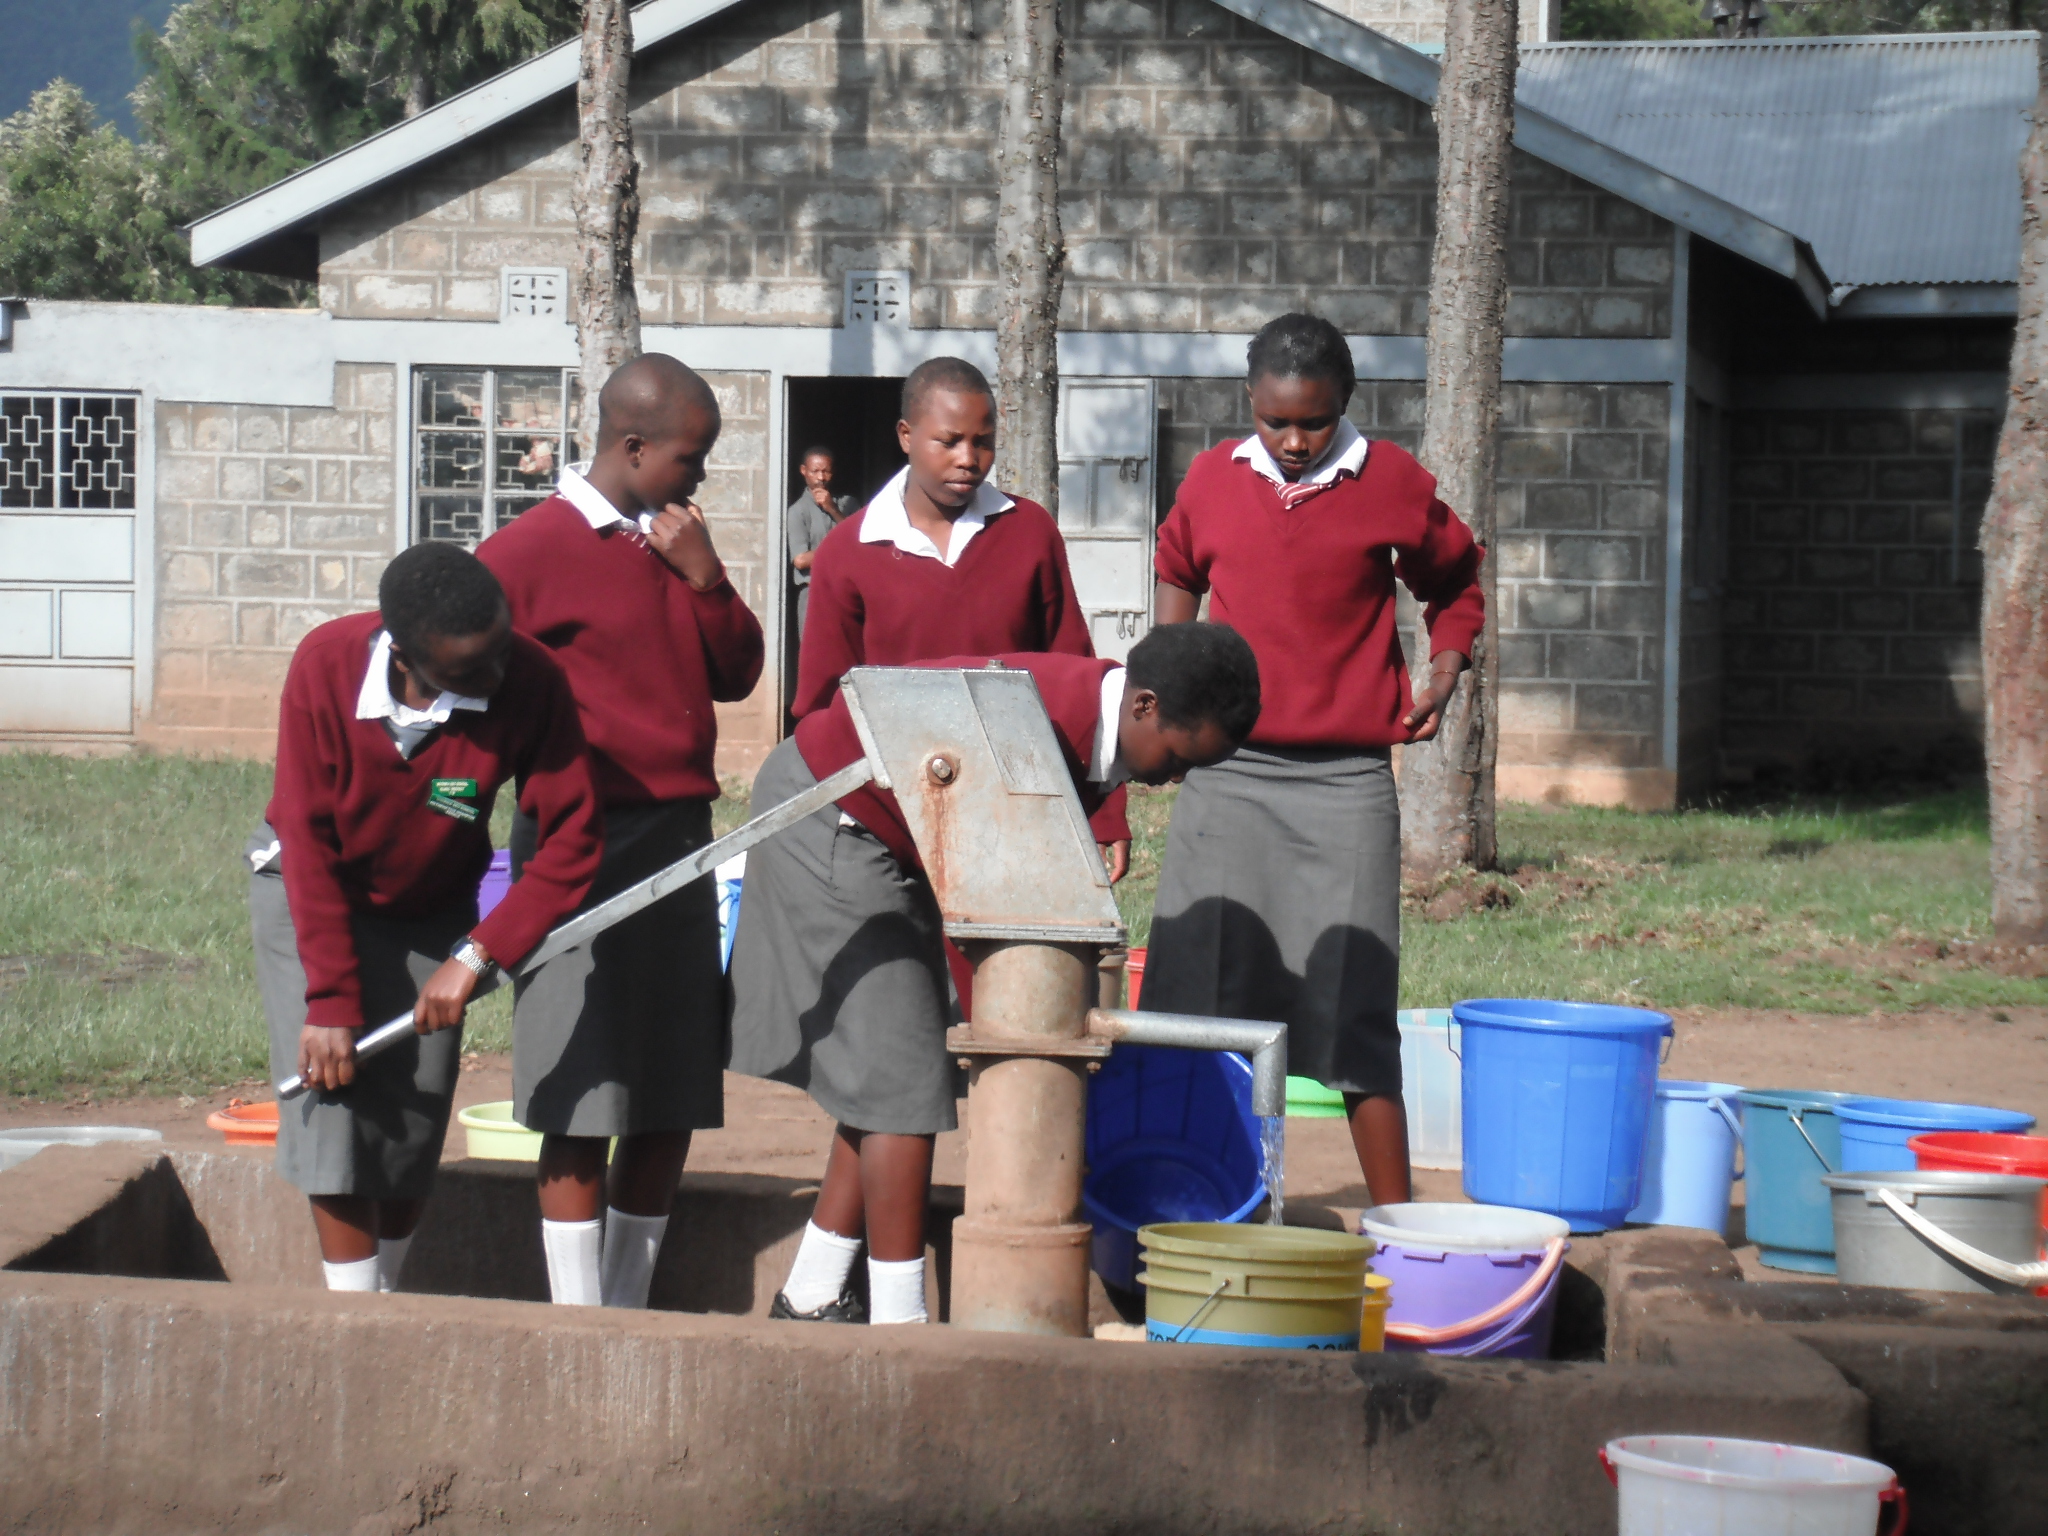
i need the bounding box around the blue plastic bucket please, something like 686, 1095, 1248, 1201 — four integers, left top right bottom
1739, 1088, 1854, 1272
1626, 1080, 1744, 1233
1454, 998, 1674, 1233
1085, 1046, 1263, 1291
1836, 1097, 2037, 1173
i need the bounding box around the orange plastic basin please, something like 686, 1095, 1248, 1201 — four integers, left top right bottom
207, 1100, 279, 1146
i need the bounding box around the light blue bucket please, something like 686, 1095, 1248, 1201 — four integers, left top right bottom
1626, 1080, 1744, 1233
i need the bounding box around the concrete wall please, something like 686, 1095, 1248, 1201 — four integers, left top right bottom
317, 0, 1674, 341
697, 369, 778, 773
1160, 376, 1673, 804
1319, 0, 1561, 46
1722, 407, 1995, 783
147, 364, 398, 756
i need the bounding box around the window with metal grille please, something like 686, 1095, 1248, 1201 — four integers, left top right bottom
413, 367, 581, 546
0, 393, 138, 509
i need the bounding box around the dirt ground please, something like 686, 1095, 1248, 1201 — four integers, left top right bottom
5, 1006, 2042, 1210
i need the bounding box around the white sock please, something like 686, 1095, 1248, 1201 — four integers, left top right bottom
868, 1257, 928, 1325
542, 1217, 604, 1306
322, 1256, 380, 1292
376, 1233, 413, 1294
782, 1221, 862, 1313
600, 1208, 669, 1310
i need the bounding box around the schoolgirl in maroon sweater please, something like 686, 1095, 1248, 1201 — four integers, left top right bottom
477, 354, 764, 1310
253, 543, 600, 1293
1147, 312, 1486, 1206
730, 628, 1261, 1324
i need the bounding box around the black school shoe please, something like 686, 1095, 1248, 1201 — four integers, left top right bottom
769, 1288, 867, 1324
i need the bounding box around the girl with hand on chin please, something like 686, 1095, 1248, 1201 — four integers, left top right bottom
1143, 312, 1486, 1207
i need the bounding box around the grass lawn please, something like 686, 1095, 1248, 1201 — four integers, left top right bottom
1, 753, 2039, 1098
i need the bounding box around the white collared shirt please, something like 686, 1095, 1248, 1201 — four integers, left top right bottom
558, 461, 655, 535
355, 628, 489, 728
1090, 666, 1131, 791
858, 466, 1015, 567
1231, 415, 1368, 488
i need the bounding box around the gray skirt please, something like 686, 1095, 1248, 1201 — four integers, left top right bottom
248, 829, 470, 1200
511, 798, 725, 1138
727, 737, 959, 1135
1141, 746, 1403, 1099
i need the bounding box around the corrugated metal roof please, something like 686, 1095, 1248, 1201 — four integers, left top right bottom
1517, 34, 2036, 288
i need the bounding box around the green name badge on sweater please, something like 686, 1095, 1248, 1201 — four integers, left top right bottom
427, 778, 480, 821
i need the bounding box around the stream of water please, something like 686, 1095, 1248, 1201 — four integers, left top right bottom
1259, 1114, 1286, 1226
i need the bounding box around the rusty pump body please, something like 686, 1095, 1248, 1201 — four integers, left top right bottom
280, 662, 1282, 1337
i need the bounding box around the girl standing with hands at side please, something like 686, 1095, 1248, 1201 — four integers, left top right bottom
1144, 313, 1486, 1206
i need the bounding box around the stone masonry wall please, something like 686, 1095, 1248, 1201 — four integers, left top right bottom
146, 365, 397, 756
1722, 407, 1996, 782
696, 370, 777, 774
318, 0, 1673, 341
1159, 378, 1672, 795
144, 364, 776, 773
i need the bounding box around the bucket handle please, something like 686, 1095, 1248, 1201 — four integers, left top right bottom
1598, 1445, 1617, 1486
1707, 1095, 1745, 1181
1165, 1279, 1233, 1343
1873, 1187, 2048, 1292
1785, 1107, 1837, 1173
1384, 1237, 1568, 1348
1879, 1479, 1909, 1535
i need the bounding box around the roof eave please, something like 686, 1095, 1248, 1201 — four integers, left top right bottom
188, 0, 745, 273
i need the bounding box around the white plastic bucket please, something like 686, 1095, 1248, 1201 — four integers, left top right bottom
1398, 1009, 1461, 1170
1358, 1202, 1568, 1254
1602, 1435, 1906, 1536
0, 1126, 163, 1173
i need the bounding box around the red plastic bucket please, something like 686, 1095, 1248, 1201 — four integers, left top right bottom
1910, 1131, 2048, 1235
1125, 946, 1147, 1010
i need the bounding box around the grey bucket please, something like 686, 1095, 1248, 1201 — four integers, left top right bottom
1822, 1170, 2048, 1295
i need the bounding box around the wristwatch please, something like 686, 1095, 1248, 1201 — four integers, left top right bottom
449, 937, 495, 978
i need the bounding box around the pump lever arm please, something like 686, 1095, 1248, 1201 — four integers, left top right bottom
274, 759, 877, 1100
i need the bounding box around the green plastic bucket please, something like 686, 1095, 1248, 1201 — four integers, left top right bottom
1139, 1221, 1375, 1350
1286, 1076, 1346, 1118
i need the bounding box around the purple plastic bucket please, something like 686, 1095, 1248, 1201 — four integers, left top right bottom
477, 850, 513, 920
1361, 1202, 1572, 1359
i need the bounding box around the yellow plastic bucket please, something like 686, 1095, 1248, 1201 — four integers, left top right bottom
458, 1101, 543, 1161
1139, 1221, 1375, 1350
1360, 1270, 1393, 1352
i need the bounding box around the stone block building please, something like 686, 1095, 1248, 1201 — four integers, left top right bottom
0, 6, 2026, 802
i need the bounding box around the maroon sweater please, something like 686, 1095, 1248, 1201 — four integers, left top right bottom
795, 652, 1121, 873
266, 612, 603, 1032
1155, 440, 1486, 750
478, 495, 765, 805
795, 495, 1128, 842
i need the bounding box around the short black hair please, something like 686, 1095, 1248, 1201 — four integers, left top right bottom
379, 542, 506, 660
1126, 622, 1261, 743
901, 356, 993, 422
799, 445, 835, 465
1246, 312, 1356, 403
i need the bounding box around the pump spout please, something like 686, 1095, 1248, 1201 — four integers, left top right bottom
1086, 1008, 1288, 1118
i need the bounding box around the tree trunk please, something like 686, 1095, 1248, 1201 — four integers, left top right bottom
1982, 36, 2048, 946
992, 0, 1065, 511
1402, 0, 1517, 879
571, 0, 641, 459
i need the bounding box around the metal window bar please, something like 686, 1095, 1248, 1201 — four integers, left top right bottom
0, 393, 137, 510
413, 368, 575, 546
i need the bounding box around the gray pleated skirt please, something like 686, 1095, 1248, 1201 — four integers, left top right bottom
727, 737, 959, 1135
1141, 745, 1404, 1098
511, 797, 725, 1138
249, 831, 470, 1200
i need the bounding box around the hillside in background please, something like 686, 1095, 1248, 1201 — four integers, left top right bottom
0, 0, 174, 133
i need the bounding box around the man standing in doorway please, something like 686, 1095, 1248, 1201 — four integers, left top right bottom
787, 446, 856, 639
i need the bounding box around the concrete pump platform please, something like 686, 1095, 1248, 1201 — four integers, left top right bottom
2, 1140, 2043, 1534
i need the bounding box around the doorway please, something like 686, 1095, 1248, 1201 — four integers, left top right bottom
782, 375, 906, 721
